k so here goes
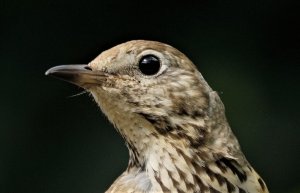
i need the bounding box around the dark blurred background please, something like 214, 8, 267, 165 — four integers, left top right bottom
1, 0, 299, 193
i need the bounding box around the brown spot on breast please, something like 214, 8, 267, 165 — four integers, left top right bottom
203, 166, 226, 186
126, 142, 141, 169
220, 158, 247, 182
193, 174, 209, 192
154, 172, 170, 192
175, 148, 192, 165
247, 165, 253, 172
191, 160, 204, 175
176, 166, 188, 180
225, 179, 236, 193
238, 187, 247, 193
215, 160, 228, 173
175, 166, 195, 191
209, 186, 221, 193
258, 178, 266, 191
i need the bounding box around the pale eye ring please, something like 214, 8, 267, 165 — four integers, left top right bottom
138, 55, 161, 76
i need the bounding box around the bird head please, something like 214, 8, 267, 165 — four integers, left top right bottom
46, 40, 240, 168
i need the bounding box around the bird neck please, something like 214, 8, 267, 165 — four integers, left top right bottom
125, 131, 199, 192
91, 88, 243, 189
124, 119, 245, 193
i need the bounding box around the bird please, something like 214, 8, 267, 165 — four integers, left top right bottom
45, 40, 268, 193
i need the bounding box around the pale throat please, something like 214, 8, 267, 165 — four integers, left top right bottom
90, 87, 206, 164
90, 88, 161, 162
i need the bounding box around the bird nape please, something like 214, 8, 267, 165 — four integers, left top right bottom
46, 40, 268, 193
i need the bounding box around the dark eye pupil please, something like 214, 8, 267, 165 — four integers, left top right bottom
138, 55, 161, 75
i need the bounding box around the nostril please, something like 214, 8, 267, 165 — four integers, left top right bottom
84, 66, 92, 71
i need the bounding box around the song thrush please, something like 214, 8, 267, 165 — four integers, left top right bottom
46, 40, 268, 193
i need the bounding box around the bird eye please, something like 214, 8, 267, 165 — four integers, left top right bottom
138, 55, 161, 76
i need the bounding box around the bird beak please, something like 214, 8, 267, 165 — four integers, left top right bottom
45, 64, 106, 88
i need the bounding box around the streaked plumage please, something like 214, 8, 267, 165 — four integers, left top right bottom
46, 40, 268, 193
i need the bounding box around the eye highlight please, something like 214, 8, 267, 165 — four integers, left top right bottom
138, 55, 161, 76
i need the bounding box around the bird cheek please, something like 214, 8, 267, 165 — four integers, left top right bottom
101, 86, 121, 96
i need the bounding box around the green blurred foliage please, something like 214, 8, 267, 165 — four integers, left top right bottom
0, 0, 299, 193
